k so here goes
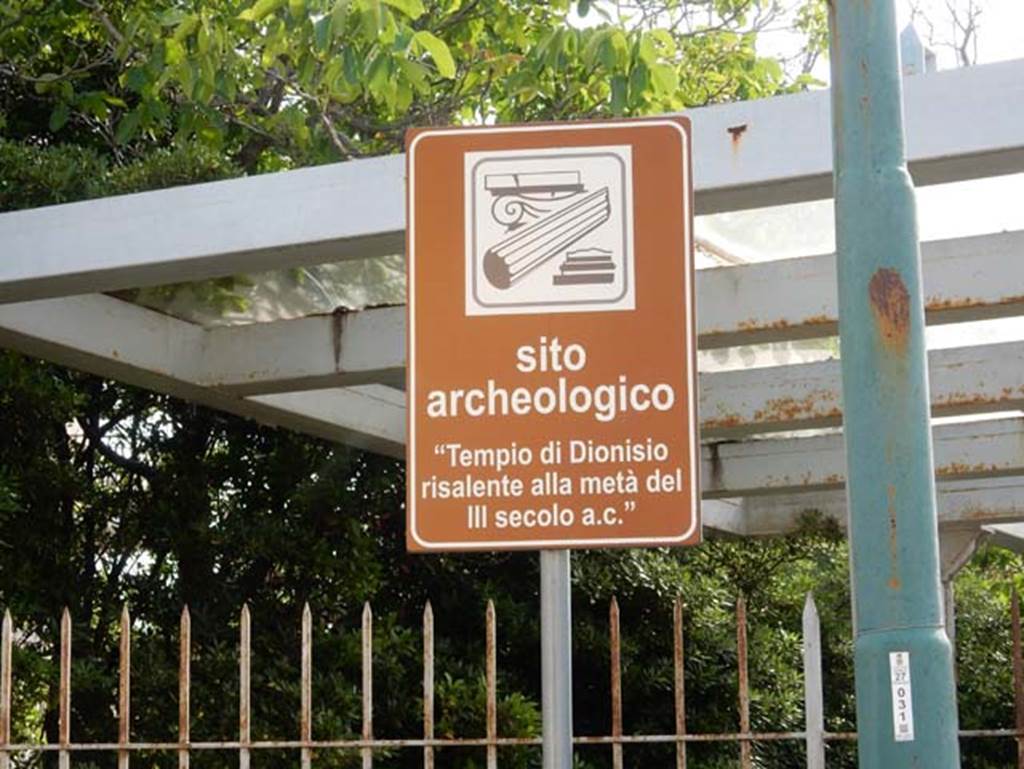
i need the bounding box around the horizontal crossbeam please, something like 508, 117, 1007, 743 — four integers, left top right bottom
2, 291, 1023, 454
0, 295, 405, 457
735, 476, 1024, 536
702, 417, 1024, 498
1, 60, 1023, 304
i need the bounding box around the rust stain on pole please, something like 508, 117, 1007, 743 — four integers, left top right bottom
1012, 589, 1024, 769
610, 597, 623, 769
59, 608, 71, 769
422, 602, 434, 769
119, 605, 131, 769
179, 606, 191, 769
362, 602, 373, 769
239, 604, 251, 769
673, 599, 687, 769
1, 610, 12, 769
869, 268, 911, 351
301, 603, 312, 769
485, 600, 497, 769
887, 483, 901, 590
737, 596, 752, 769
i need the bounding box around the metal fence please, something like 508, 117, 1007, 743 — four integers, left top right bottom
1, 591, 1023, 769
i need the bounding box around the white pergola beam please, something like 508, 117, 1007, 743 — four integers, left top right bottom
2, 291, 1023, 450
2, 60, 1023, 304
0, 294, 405, 457
701, 339, 1024, 437
698, 230, 1024, 348
702, 417, 1024, 498
250, 386, 405, 456
692, 58, 1024, 212
192, 229, 1024, 397
200, 306, 405, 394
740, 477, 1024, 536
0, 155, 405, 303
202, 315, 1024, 440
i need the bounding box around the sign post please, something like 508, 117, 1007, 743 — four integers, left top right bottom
406, 119, 698, 766
828, 2, 961, 766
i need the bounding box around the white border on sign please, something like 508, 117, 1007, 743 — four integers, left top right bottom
407, 121, 698, 550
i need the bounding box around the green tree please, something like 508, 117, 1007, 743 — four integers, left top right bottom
1, 0, 825, 169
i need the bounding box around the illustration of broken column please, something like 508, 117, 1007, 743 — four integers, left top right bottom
482, 187, 611, 290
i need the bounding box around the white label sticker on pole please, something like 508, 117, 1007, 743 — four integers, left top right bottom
889, 651, 915, 742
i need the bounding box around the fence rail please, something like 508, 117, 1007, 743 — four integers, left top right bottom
1, 592, 1023, 768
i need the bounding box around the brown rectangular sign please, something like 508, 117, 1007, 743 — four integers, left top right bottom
406, 118, 698, 551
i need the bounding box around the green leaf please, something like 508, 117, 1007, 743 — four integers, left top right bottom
238, 0, 285, 22
158, 8, 188, 26
610, 74, 627, 114
638, 35, 657, 66
381, 0, 424, 20
164, 38, 186, 66
650, 62, 678, 96
581, 29, 608, 68
413, 30, 455, 78
288, 0, 306, 17
115, 110, 141, 144
628, 61, 648, 98
649, 29, 676, 56
173, 14, 199, 42
359, 0, 383, 37
366, 53, 391, 93
48, 102, 69, 132
330, 0, 350, 37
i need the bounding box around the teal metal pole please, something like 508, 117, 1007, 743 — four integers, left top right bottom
828, 2, 961, 767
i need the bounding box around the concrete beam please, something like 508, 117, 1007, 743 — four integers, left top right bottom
2, 60, 1022, 303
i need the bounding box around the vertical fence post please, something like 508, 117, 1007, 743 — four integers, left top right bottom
803, 593, 825, 769
179, 607, 191, 769
361, 602, 373, 769
609, 597, 623, 769
118, 606, 131, 769
1011, 589, 1024, 769
673, 599, 687, 769
301, 603, 312, 769
239, 605, 251, 769
59, 608, 71, 769
1, 610, 11, 769
423, 602, 434, 769
736, 596, 752, 769
485, 600, 497, 769
828, 2, 961, 765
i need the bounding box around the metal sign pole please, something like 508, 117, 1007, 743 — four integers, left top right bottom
540, 549, 573, 769
828, 2, 961, 766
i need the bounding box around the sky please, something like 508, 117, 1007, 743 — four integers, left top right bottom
754, 0, 1024, 80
